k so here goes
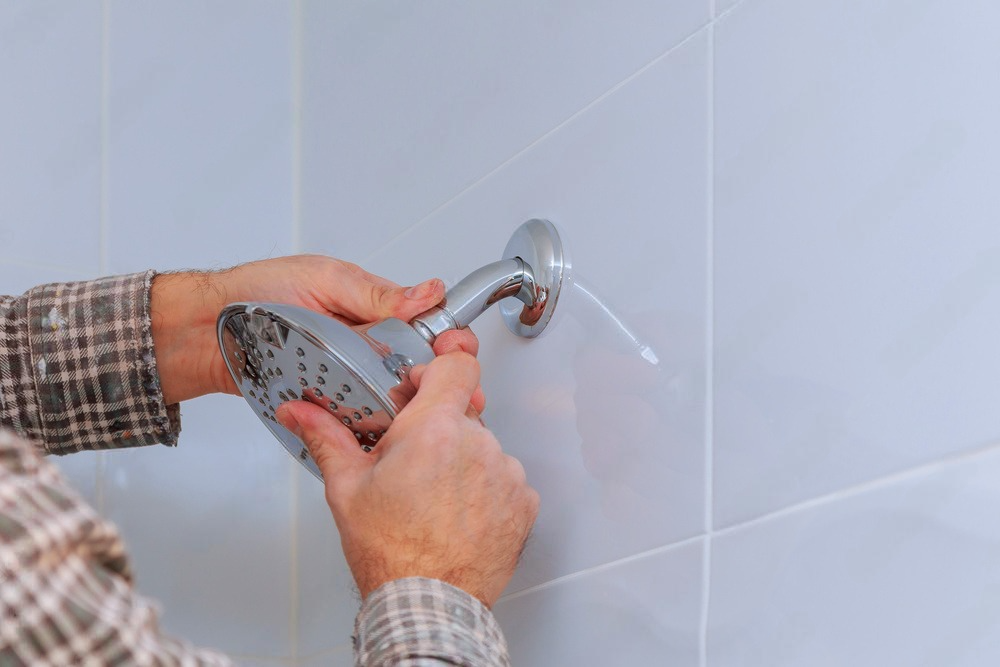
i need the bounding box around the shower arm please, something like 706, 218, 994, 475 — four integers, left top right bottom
410, 258, 541, 344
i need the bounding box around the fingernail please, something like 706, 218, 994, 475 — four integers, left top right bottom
405, 278, 439, 299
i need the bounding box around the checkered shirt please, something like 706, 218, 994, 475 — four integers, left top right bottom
0, 271, 510, 665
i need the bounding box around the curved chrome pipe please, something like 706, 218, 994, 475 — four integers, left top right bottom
411, 257, 538, 343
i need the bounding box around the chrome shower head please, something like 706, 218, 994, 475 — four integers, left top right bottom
217, 219, 567, 480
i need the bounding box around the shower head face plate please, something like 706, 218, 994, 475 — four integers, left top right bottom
218, 303, 434, 481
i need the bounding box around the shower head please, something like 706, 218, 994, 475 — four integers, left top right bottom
217, 219, 567, 480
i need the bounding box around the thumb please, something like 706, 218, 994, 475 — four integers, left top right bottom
332, 272, 446, 323
275, 401, 373, 483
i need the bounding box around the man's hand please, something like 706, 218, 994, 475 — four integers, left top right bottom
274, 352, 539, 609
149, 255, 480, 405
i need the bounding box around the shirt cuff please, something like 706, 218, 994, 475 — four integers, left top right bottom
25, 271, 181, 454
354, 577, 511, 667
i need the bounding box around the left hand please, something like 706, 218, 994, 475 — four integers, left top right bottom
149, 254, 482, 406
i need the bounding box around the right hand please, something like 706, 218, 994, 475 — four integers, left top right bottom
275, 351, 538, 608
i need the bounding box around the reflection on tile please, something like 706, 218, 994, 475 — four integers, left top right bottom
713, 0, 1000, 526
103, 393, 294, 657
360, 34, 709, 591
708, 446, 1000, 666
495, 539, 702, 666
300, 0, 709, 261
106, 1, 293, 273
0, 2, 100, 271
295, 466, 363, 656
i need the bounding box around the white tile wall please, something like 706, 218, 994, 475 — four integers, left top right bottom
494, 539, 704, 666
5, 0, 1000, 664
102, 394, 295, 657
0, 1, 101, 272
356, 30, 710, 596
295, 468, 360, 657
299, 0, 710, 262
106, 1, 294, 273
708, 446, 1000, 666
715, 0, 742, 15
713, 0, 1000, 527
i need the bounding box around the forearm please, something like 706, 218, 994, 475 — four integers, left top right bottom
354, 578, 511, 667
0, 272, 179, 454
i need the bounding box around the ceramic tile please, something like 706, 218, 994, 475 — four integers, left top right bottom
357, 34, 709, 592
708, 446, 1000, 666
103, 393, 294, 657
299, 0, 709, 262
106, 1, 293, 274
494, 540, 703, 666
713, 0, 1000, 526
295, 466, 363, 656
715, 0, 742, 15
297, 646, 353, 667
0, 1, 101, 272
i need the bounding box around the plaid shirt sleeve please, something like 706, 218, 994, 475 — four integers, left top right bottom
355, 578, 511, 666
0, 428, 233, 664
0, 271, 180, 455
1, 271, 509, 666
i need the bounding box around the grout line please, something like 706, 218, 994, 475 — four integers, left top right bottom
358, 17, 715, 266
495, 440, 1000, 613
289, 461, 300, 662
95, 0, 112, 516
716, 0, 750, 22
289, 0, 304, 659
699, 538, 713, 666
99, 0, 110, 275
291, 0, 303, 256
699, 19, 716, 667
498, 535, 705, 603
716, 438, 1000, 540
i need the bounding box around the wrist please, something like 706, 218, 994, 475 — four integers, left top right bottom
150, 271, 232, 404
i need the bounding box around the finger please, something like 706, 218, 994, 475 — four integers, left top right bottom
405, 352, 481, 417
432, 328, 480, 357
409, 359, 486, 414
322, 267, 446, 324
340, 261, 401, 290
470, 386, 486, 414
275, 400, 373, 482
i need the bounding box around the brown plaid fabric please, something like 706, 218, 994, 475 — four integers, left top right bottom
0, 271, 180, 455
356, 578, 511, 666
0, 272, 510, 665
